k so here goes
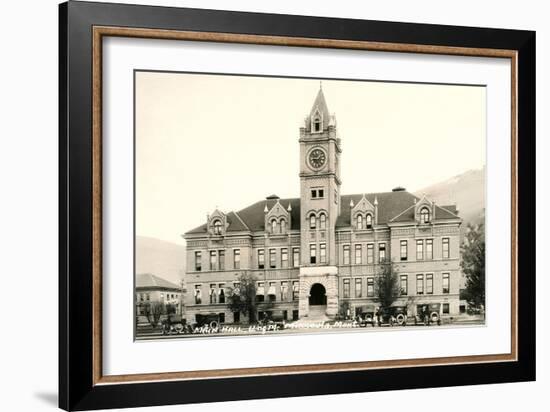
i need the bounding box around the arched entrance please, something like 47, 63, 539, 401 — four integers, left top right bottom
309, 283, 327, 306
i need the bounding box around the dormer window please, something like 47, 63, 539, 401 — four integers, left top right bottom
213, 219, 222, 235
357, 214, 364, 230
271, 219, 278, 234
309, 214, 316, 229
420, 207, 430, 224
366, 213, 373, 229
280, 219, 287, 233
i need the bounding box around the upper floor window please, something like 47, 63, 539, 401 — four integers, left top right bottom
209, 251, 217, 271
426, 273, 433, 294
357, 214, 364, 230
280, 219, 287, 233
416, 240, 424, 260
426, 239, 433, 260
309, 214, 316, 229
218, 250, 225, 270
442, 238, 450, 259
367, 277, 374, 297
416, 274, 424, 295
313, 115, 321, 132
292, 281, 299, 300
293, 247, 300, 267
355, 278, 363, 298
343, 245, 350, 265
367, 243, 374, 264
420, 207, 430, 224
442, 273, 450, 294
195, 251, 202, 271
194, 285, 202, 304
379, 243, 386, 263
309, 244, 317, 264
280, 281, 288, 301
366, 213, 373, 229
355, 244, 362, 264
281, 248, 288, 268
271, 219, 278, 234
213, 219, 223, 235
400, 240, 408, 261
233, 249, 240, 269
269, 249, 276, 269
400, 275, 408, 295
258, 249, 265, 269
319, 213, 327, 230
319, 243, 327, 264
343, 278, 350, 298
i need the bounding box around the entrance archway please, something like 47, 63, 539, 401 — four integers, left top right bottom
309, 283, 327, 306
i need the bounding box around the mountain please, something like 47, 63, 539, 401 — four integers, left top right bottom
415, 167, 485, 227
135, 236, 186, 285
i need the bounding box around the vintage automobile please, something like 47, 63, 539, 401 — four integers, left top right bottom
258, 311, 286, 330
194, 313, 222, 330
355, 305, 377, 327
414, 303, 442, 326
161, 314, 192, 335
376, 306, 408, 326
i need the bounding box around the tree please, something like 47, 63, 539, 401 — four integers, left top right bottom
460, 223, 485, 312
227, 273, 258, 323
375, 262, 401, 313
143, 302, 164, 327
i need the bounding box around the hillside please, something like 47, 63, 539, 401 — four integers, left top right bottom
135, 236, 186, 285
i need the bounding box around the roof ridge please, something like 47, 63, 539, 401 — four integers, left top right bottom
389, 204, 416, 223
232, 210, 250, 231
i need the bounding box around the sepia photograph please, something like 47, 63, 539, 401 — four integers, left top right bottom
134, 71, 487, 339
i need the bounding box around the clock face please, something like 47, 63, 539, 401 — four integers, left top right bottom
308, 148, 326, 169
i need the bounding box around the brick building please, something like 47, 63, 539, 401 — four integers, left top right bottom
183, 88, 462, 324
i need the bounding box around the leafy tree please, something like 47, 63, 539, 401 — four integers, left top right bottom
339, 300, 351, 319
460, 223, 486, 312
375, 262, 401, 313
227, 273, 258, 323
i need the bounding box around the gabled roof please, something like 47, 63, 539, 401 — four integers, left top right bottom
136, 273, 180, 290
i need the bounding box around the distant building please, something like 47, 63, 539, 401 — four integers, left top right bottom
183, 88, 462, 324
136, 273, 183, 316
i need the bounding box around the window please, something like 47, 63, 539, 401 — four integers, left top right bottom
268, 282, 276, 302
442, 273, 450, 294
426, 239, 433, 260
281, 281, 288, 301
367, 244, 374, 264
426, 274, 433, 294
313, 115, 321, 132
318, 189, 324, 198
209, 251, 217, 270
218, 284, 225, 303
355, 244, 362, 264
209, 284, 217, 304
442, 303, 450, 314
271, 219, 277, 233
139, 293, 144, 302
357, 214, 364, 229
366, 213, 373, 229
293, 247, 300, 267
343, 279, 350, 298
233, 311, 240, 323
309, 214, 316, 229
146, 293, 150, 301
319, 213, 327, 229
416, 274, 424, 295
400, 275, 408, 295
258, 249, 265, 269
343, 245, 350, 265
233, 249, 240, 269
319, 243, 327, 264
311, 189, 317, 199
367, 277, 374, 297
194, 251, 202, 271
281, 248, 288, 268
400, 240, 408, 261
218, 250, 225, 270
310, 244, 317, 264
256, 282, 265, 302
292, 281, 299, 300
416, 240, 424, 260
442, 238, 450, 259
355, 278, 362, 298
280, 219, 286, 233
269, 248, 276, 268
213, 219, 223, 235
420, 207, 430, 223
379, 243, 386, 263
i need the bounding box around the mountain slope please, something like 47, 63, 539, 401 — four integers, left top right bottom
135, 236, 186, 285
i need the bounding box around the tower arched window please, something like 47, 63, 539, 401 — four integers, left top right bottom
365, 213, 373, 229
313, 116, 321, 132
213, 219, 222, 235
357, 214, 364, 230
271, 219, 278, 234
309, 214, 317, 229
280, 219, 287, 234
319, 213, 327, 230
420, 207, 430, 224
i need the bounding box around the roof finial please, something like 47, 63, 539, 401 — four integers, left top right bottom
287, 203, 292, 212
350, 199, 354, 208
264, 204, 268, 213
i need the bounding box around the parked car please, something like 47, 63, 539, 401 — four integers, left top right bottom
258, 311, 286, 330
414, 303, 441, 326
376, 306, 408, 326
355, 305, 377, 327
194, 313, 222, 330
161, 314, 191, 335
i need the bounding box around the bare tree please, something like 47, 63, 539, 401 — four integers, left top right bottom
143, 302, 165, 327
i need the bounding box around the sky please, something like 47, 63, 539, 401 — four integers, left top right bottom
135, 72, 486, 245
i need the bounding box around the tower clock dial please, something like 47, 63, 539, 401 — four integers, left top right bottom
308, 148, 327, 169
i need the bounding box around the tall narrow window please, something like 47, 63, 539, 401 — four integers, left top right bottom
400, 275, 408, 295
343, 279, 350, 298
209, 284, 217, 304
442, 238, 450, 259
268, 282, 276, 302
293, 247, 300, 267
280, 281, 288, 301
343, 245, 350, 265
420, 207, 430, 223
318, 189, 324, 198
218, 250, 225, 270
292, 281, 299, 300
355, 278, 362, 298
426, 274, 433, 294
442, 273, 450, 294
311, 189, 317, 199
271, 219, 278, 234
442, 303, 450, 314
233, 249, 240, 269
269, 248, 276, 269
319, 213, 327, 229
281, 248, 288, 268
319, 243, 327, 264
426, 239, 433, 260
210, 251, 217, 271
366, 213, 373, 229
213, 219, 222, 235
367, 277, 374, 297
400, 240, 408, 261
309, 214, 316, 229
257, 249, 265, 269
256, 282, 265, 302
355, 244, 362, 264
416, 240, 424, 260
313, 115, 321, 132
309, 244, 317, 264
357, 214, 364, 230
280, 219, 286, 233
218, 284, 225, 303
194, 251, 202, 271
379, 243, 386, 263
416, 274, 424, 295
194, 285, 202, 304
367, 244, 374, 264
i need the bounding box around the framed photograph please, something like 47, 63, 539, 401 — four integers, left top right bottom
59, 1, 535, 410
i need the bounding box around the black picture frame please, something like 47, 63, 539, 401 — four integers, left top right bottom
59, 1, 536, 410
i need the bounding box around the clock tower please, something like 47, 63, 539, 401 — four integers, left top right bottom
298, 86, 341, 319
